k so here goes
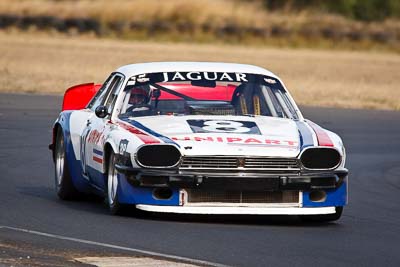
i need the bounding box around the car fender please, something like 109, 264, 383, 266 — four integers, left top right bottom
52, 111, 92, 193
325, 130, 346, 167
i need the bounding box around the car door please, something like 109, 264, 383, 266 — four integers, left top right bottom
76, 75, 113, 180
85, 74, 124, 188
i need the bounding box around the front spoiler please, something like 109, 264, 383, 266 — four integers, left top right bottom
115, 164, 348, 191
136, 205, 337, 215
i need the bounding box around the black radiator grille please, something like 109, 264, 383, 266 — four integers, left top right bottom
180, 156, 299, 170
186, 190, 299, 204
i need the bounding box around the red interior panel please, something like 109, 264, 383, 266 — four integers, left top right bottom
156, 84, 237, 101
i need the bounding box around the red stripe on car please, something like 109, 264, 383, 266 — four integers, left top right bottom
93, 156, 103, 164
116, 122, 160, 144
306, 120, 334, 147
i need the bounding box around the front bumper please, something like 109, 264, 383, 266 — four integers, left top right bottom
136, 205, 336, 215
115, 163, 348, 191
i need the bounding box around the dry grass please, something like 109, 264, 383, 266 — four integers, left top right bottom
0, 0, 269, 27
1, 0, 399, 54
0, 0, 395, 30
1, 31, 400, 110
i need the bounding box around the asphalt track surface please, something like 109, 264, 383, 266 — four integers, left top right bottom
0, 93, 400, 267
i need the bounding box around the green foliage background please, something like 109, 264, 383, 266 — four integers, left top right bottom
263, 0, 400, 21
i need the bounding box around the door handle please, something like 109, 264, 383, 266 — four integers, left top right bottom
86, 120, 91, 126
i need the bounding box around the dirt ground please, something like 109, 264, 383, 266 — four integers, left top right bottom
1, 31, 399, 110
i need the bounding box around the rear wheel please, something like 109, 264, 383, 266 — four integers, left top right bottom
300, 207, 343, 223
54, 128, 80, 200
107, 151, 126, 215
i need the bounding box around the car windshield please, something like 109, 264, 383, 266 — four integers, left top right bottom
119, 71, 298, 119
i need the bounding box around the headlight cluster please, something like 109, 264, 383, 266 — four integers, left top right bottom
136, 145, 181, 168
300, 147, 341, 169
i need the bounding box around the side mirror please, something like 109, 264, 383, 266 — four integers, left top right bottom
95, 106, 108, 118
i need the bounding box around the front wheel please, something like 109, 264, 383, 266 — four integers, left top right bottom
54, 128, 81, 200
106, 151, 127, 215
300, 207, 343, 223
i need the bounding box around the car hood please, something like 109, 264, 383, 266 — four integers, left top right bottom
125, 115, 301, 157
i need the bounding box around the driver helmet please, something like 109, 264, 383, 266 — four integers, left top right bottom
129, 88, 148, 105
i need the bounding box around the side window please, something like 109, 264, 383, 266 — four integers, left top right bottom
87, 74, 114, 110
103, 75, 123, 114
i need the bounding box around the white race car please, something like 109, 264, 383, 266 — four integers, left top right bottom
50, 62, 348, 222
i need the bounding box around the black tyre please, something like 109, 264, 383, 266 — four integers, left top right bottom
54, 128, 81, 200
106, 151, 127, 215
300, 207, 343, 223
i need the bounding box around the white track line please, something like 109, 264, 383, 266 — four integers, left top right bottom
0, 225, 228, 267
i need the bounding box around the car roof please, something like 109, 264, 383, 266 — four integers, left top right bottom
116, 62, 279, 79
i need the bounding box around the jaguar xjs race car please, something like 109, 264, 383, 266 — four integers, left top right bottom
50, 62, 348, 222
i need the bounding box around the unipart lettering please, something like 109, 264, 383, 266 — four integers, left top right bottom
162, 72, 248, 82
171, 136, 298, 147
194, 136, 214, 142
244, 138, 263, 144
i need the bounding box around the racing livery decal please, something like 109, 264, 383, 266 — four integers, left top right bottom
92, 148, 103, 164
129, 72, 253, 85
116, 122, 161, 144
162, 72, 248, 82
171, 135, 298, 147
187, 120, 261, 134
87, 129, 105, 145
118, 139, 129, 154
306, 120, 334, 147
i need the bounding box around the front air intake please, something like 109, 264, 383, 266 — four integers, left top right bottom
300, 147, 341, 170
136, 145, 181, 168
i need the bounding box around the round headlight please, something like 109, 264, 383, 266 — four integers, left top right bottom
300, 147, 341, 169
136, 145, 181, 168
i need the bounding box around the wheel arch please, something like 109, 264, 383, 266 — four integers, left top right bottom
51, 123, 62, 162
103, 142, 116, 175
51, 111, 74, 161
103, 142, 118, 201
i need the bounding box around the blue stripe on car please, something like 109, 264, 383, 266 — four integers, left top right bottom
120, 118, 179, 147
295, 121, 315, 149
93, 148, 103, 156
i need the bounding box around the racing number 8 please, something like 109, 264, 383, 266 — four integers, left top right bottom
202, 120, 251, 133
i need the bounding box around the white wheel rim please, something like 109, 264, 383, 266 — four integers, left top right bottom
55, 135, 64, 187
108, 156, 118, 206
